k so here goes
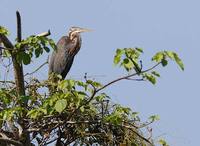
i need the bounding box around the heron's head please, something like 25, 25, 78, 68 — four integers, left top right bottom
68, 26, 92, 40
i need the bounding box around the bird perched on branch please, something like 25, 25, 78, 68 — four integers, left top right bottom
49, 27, 91, 79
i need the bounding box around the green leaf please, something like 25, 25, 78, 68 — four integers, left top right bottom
44, 46, 50, 52
48, 39, 56, 50
116, 48, 124, 56
149, 115, 160, 121
93, 81, 102, 88
23, 53, 31, 65
27, 109, 39, 119
122, 58, 134, 71
123, 58, 129, 64
165, 51, 184, 70
2, 50, 11, 57
164, 51, 184, 70
159, 139, 169, 146
0, 26, 9, 35
17, 52, 31, 65
0, 90, 12, 104
135, 47, 143, 53
173, 53, 184, 70
86, 80, 102, 88
20, 96, 30, 104
152, 52, 164, 62
164, 51, 174, 59
31, 37, 37, 44
144, 73, 156, 84
77, 81, 88, 91
80, 106, 85, 112
114, 49, 125, 65
39, 108, 47, 115
151, 71, 160, 77
58, 79, 76, 91
86, 80, 93, 84
114, 55, 121, 65
35, 48, 41, 58
54, 99, 67, 113
3, 110, 11, 121
161, 59, 168, 67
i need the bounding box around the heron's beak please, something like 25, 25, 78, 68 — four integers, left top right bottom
79, 28, 93, 33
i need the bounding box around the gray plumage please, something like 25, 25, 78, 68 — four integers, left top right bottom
49, 27, 91, 79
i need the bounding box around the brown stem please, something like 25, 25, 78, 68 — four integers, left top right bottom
11, 11, 25, 96
24, 61, 48, 76
16, 11, 22, 42
0, 33, 25, 96
0, 138, 23, 146
97, 62, 161, 92
36, 30, 51, 37
15, 11, 30, 146
0, 34, 13, 48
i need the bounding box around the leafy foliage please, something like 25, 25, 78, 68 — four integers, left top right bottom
0, 25, 184, 145
114, 48, 143, 73
0, 26, 9, 36
159, 139, 169, 146
113, 48, 184, 85
152, 51, 184, 70
14, 36, 56, 65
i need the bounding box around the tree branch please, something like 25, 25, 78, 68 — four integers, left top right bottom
15, 11, 31, 146
97, 62, 161, 92
24, 60, 48, 76
0, 80, 15, 84
11, 11, 26, 96
27, 119, 153, 146
0, 34, 14, 48
0, 13, 26, 96
36, 30, 51, 37
0, 138, 23, 146
16, 11, 22, 42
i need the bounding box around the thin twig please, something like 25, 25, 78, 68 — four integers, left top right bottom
0, 137, 23, 146
24, 61, 48, 76
0, 34, 14, 49
0, 80, 15, 84
45, 137, 58, 145
0, 46, 13, 51
97, 62, 161, 92
126, 78, 145, 81
36, 30, 51, 37
14, 10, 25, 96
128, 128, 153, 146
28, 119, 153, 145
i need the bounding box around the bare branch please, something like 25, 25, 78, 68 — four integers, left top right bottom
12, 11, 25, 96
128, 128, 153, 146
24, 61, 48, 76
45, 137, 58, 146
126, 78, 145, 81
0, 137, 23, 146
0, 47, 2, 56
36, 30, 51, 37
16, 11, 22, 42
0, 80, 15, 84
27, 119, 153, 146
0, 34, 14, 49
96, 62, 161, 92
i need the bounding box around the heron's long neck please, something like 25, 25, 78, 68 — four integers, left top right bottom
74, 35, 82, 54
68, 34, 82, 56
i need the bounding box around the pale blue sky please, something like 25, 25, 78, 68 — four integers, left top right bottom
0, 0, 199, 146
